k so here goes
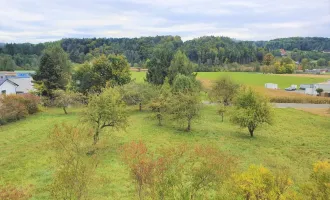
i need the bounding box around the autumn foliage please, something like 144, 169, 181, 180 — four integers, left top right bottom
0, 94, 40, 125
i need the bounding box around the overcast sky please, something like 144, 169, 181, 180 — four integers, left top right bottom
1, 0, 330, 43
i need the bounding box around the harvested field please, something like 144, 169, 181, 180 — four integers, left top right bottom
296, 108, 330, 117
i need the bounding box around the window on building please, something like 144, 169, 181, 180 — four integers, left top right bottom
1, 90, 6, 95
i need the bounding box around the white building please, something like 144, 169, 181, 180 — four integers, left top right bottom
0, 79, 19, 95
0, 72, 35, 95
265, 83, 278, 89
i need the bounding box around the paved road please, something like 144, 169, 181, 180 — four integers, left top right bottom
202, 101, 329, 108
274, 103, 329, 108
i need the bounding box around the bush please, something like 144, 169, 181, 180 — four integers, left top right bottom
20, 94, 40, 114
120, 141, 236, 200
0, 94, 40, 125
0, 185, 32, 200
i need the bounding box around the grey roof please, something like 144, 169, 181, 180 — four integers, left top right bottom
0, 79, 19, 87
8, 78, 34, 93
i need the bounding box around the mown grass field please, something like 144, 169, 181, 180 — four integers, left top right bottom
131, 71, 329, 88
1, 106, 330, 199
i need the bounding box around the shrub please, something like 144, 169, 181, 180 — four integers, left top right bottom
0, 94, 40, 125
233, 165, 294, 200
120, 141, 236, 200
303, 161, 330, 200
20, 93, 40, 114
0, 95, 28, 124
0, 185, 32, 200
49, 124, 98, 200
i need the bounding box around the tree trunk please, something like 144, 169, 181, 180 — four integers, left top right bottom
63, 107, 68, 114
221, 113, 224, 122
248, 126, 254, 137
157, 108, 162, 126
139, 102, 142, 111
93, 129, 99, 145
186, 119, 191, 131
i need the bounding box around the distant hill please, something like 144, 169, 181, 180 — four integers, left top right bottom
0, 43, 5, 48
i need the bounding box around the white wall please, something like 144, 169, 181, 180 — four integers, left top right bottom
0, 81, 17, 95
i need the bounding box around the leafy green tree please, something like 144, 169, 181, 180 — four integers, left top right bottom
33, 46, 71, 98
169, 75, 202, 131
120, 82, 157, 111
146, 48, 173, 85
84, 87, 128, 144
171, 74, 201, 94
209, 76, 240, 106
231, 88, 272, 137
317, 58, 327, 67
149, 79, 172, 126
301, 58, 310, 70
53, 90, 82, 114
0, 54, 16, 71
263, 53, 274, 66
316, 88, 324, 96
168, 50, 195, 84
72, 54, 131, 93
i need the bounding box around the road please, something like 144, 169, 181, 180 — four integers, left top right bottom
273, 103, 329, 108
202, 101, 329, 108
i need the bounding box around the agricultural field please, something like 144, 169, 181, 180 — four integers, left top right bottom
132, 71, 329, 89
0, 105, 329, 199
132, 71, 330, 104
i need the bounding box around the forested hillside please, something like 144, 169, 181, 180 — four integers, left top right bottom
261, 37, 330, 51
0, 36, 330, 71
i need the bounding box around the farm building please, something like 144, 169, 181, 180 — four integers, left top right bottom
265, 83, 278, 89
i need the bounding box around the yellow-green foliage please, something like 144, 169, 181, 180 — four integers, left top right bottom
303, 161, 330, 200
49, 124, 98, 200
234, 165, 295, 200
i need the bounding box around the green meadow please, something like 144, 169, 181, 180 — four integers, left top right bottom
1, 105, 329, 199
131, 71, 329, 88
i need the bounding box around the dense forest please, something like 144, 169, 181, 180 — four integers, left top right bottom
0, 36, 330, 71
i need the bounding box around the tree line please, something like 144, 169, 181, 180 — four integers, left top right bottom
1, 36, 330, 71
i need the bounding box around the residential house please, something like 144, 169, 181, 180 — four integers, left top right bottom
0, 71, 35, 95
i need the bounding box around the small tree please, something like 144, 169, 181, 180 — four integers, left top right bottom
53, 90, 82, 114
169, 92, 201, 131
121, 82, 157, 111
231, 88, 272, 137
84, 87, 128, 144
209, 76, 239, 106
149, 79, 172, 126
316, 88, 324, 96
169, 75, 201, 131
263, 53, 274, 66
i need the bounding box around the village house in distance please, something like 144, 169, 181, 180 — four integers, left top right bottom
0, 71, 35, 95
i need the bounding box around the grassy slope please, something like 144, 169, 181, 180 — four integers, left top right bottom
131, 71, 328, 88
1, 106, 330, 199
